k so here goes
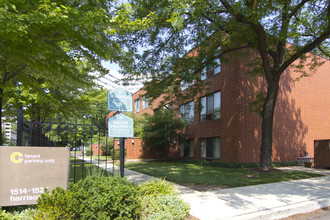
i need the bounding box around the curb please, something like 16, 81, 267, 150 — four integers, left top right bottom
225, 197, 330, 220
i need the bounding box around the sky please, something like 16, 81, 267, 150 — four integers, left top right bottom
97, 61, 143, 94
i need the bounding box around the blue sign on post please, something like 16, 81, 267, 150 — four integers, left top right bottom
108, 88, 132, 112
108, 114, 134, 138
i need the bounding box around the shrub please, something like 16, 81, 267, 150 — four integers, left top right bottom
0, 207, 37, 220
85, 166, 112, 178
198, 160, 299, 168
142, 195, 190, 220
101, 143, 113, 156
99, 147, 125, 160
140, 110, 187, 155
37, 187, 76, 219
85, 150, 93, 156
107, 149, 126, 161
37, 176, 141, 219
112, 149, 120, 161
140, 179, 177, 197
272, 161, 299, 167
0, 208, 7, 219
139, 179, 190, 220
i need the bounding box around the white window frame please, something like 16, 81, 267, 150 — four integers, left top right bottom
179, 140, 194, 158
200, 137, 220, 159
180, 101, 194, 124
201, 47, 221, 80
142, 95, 149, 110
200, 91, 221, 122
134, 99, 140, 113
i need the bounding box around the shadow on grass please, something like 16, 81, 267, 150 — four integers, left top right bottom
70, 162, 111, 183
124, 161, 323, 187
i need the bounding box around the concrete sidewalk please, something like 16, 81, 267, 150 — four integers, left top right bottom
76, 157, 330, 220
122, 166, 330, 220
178, 175, 330, 220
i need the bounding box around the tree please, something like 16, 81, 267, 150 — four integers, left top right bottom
115, 0, 329, 170
125, 111, 148, 137
1, 129, 6, 145
0, 0, 122, 145
140, 109, 186, 155
33, 88, 108, 147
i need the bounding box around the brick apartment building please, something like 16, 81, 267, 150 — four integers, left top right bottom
107, 51, 329, 163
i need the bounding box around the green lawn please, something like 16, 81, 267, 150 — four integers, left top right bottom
91, 155, 115, 161
70, 154, 116, 161
70, 158, 111, 183
124, 161, 323, 188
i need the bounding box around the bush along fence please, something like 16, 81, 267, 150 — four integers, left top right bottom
0, 177, 190, 220
16, 108, 116, 183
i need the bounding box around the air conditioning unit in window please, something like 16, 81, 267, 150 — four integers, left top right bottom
206, 113, 213, 120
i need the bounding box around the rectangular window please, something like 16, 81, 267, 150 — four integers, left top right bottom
201, 47, 221, 80
180, 101, 194, 124
200, 137, 220, 159
179, 140, 194, 158
201, 67, 214, 80
214, 57, 221, 75
134, 99, 140, 113
200, 91, 221, 122
181, 80, 194, 91
142, 95, 149, 110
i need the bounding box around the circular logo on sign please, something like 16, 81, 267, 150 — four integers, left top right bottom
10, 152, 23, 163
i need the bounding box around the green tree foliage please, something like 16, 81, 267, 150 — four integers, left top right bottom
0, 0, 122, 144
1, 130, 6, 144
43, 88, 108, 148
115, 0, 330, 170
126, 111, 147, 137
140, 109, 186, 155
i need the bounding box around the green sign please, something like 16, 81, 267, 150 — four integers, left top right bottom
108, 88, 132, 112
108, 114, 134, 137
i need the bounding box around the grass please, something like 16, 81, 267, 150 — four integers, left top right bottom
71, 154, 117, 161
124, 161, 323, 188
91, 155, 116, 161
70, 158, 113, 183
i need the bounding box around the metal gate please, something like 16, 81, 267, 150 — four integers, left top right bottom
16, 108, 114, 183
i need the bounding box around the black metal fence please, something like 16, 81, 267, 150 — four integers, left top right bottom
16, 108, 114, 183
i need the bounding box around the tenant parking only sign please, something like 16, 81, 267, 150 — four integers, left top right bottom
0, 146, 70, 206
108, 114, 134, 138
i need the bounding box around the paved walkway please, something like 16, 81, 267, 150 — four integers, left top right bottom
76, 157, 330, 220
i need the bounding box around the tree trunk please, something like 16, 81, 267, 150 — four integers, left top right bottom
260, 78, 280, 170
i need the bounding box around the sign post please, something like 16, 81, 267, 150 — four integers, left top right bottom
108, 114, 134, 177
120, 137, 125, 178
107, 88, 133, 178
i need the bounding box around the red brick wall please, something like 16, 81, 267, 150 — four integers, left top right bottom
109, 53, 329, 163
90, 144, 103, 156
179, 56, 241, 162
114, 137, 167, 160
274, 56, 330, 159
132, 89, 167, 115
236, 54, 330, 162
